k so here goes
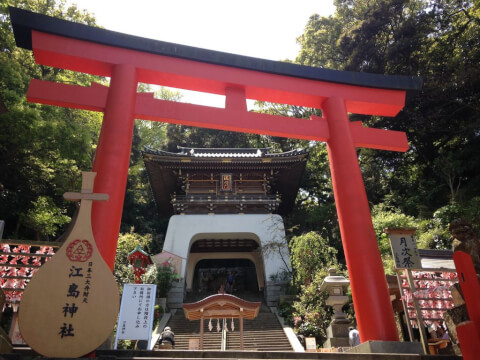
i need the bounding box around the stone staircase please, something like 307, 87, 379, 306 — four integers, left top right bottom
166, 302, 293, 351
166, 310, 220, 350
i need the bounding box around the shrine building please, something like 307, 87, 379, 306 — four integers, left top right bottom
143, 147, 308, 307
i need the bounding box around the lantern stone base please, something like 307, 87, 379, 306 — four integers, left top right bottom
323, 337, 350, 348
347, 340, 424, 354
323, 322, 351, 348
326, 322, 351, 338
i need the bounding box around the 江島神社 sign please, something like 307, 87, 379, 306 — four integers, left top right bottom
386, 228, 421, 269
18, 173, 120, 358
114, 284, 157, 349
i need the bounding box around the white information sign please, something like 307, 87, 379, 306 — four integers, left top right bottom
114, 284, 157, 349
188, 338, 200, 350
386, 229, 422, 269
305, 337, 317, 352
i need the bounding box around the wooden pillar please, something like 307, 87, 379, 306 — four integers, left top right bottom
406, 269, 429, 353
323, 96, 398, 342
200, 315, 204, 350
453, 251, 480, 360
91, 64, 138, 269
240, 308, 244, 350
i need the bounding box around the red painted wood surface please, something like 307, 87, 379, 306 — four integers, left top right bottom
453, 251, 480, 360
323, 97, 399, 342
31, 31, 406, 117
456, 321, 479, 360
27, 80, 409, 152
91, 64, 138, 270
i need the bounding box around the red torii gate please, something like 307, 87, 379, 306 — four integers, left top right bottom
10, 7, 422, 343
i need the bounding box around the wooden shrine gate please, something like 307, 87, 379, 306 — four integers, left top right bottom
183, 294, 261, 350
9, 6, 422, 343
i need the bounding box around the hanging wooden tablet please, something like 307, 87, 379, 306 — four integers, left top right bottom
18, 172, 120, 358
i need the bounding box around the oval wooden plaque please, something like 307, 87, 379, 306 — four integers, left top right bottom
19, 172, 120, 358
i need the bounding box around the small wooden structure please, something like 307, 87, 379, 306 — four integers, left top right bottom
128, 245, 152, 283
143, 147, 308, 216
182, 294, 261, 350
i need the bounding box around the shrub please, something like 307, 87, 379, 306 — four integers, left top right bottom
142, 263, 177, 297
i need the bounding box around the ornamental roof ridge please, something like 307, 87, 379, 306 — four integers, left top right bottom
177, 146, 272, 154
183, 293, 262, 311
143, 146, 308, 158
265, 148, 309, 157
127, 244, 152, 261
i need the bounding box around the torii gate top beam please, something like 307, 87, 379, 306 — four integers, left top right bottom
10, 7, 421, 117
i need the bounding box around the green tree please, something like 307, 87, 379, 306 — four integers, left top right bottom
0, 0, 102, 240
295, 0, 480, 221
141, 263, 177, 297
289, 231, 337, 287
289, 231, 341, 345
21, 195, 70, 241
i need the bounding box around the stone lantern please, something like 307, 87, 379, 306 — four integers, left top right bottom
319, 268, 352, 348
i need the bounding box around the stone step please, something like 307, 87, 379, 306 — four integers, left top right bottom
7, 347, 462, 360
164, 305, 292, 351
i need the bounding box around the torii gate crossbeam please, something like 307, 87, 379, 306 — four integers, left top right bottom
10, 7, 422, 344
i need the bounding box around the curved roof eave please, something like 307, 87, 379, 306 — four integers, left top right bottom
9, 6, 422, 92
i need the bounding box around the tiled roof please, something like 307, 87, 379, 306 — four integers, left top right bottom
142, 147, 309, 216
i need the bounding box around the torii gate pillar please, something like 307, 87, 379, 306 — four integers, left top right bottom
324, 97, 398, 340
91, 64, 138, 268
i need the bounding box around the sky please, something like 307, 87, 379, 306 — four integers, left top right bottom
66, 0, 336, 106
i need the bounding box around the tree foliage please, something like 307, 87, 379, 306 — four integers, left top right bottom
289, 231, 337, 287
296, 0, 480, 219
0, 0, 102, 240
141, 263, 177, 297
289, 232, 341, 344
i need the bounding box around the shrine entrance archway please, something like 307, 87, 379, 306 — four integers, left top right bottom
192, 258, 260, 294
10, 6, 422, 343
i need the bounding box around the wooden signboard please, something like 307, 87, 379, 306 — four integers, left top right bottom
18, 172, 120, 358
220, 173, 233, 192
386, 228, 421, 269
